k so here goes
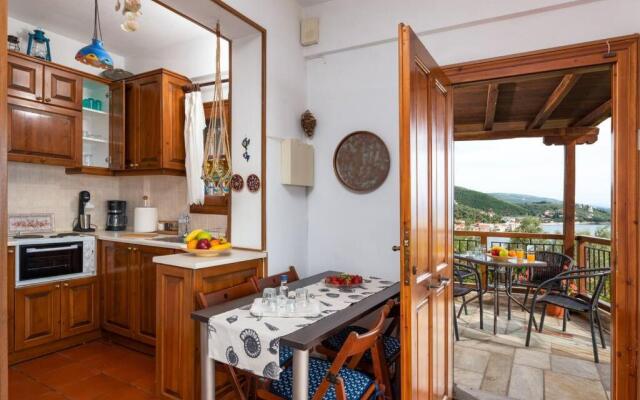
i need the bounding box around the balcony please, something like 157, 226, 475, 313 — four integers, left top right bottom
453, 230, 611, 399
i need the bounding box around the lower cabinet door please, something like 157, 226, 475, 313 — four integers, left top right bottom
101, 241, 135, 337
61, 277, 99, 338
132, 245, 172, 345
14, 283, 61, 351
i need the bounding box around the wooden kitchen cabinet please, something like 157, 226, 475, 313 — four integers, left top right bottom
121, 69, 190, 173
101, 240, 136, 337
14, 282, 62, 351
100, 240, 173, 345
7, 55, 43, 102
44, 65, 83, 110
60, 277, 99, 338
8, 247, 15, 353
8, 53, 82, 111
8, 97, 82, 166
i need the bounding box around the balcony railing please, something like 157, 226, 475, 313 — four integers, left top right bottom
454, 230, 611, 301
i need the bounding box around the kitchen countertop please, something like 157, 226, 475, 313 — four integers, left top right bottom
93, 231, 187, 250
8, 231, 187, 250
152, 249, 267, 270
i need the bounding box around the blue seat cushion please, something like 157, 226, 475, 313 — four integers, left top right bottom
270, 358, 375, 400
322, 326, 400, 363
280, 345, 293, 366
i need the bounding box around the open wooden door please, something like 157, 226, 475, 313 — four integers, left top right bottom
398, 24, 454, 400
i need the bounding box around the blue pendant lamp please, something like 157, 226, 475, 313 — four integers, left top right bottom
75, 0, 114, 70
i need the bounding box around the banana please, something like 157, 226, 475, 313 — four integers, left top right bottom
212, 243, 232, 251
184, 229, 204, 243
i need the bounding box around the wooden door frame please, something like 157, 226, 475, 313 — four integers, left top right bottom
442, 34, 639, 400
0, 0, 8, 397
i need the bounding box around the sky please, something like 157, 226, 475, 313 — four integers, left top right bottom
454, 119, 612, 208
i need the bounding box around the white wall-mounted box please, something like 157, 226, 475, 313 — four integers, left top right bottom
281, 139, 314, 187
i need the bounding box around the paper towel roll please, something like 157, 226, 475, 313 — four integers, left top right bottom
134, 207, 158, 233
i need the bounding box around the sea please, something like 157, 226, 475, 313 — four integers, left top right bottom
540, 222, 611, 236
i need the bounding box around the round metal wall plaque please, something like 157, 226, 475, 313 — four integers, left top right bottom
333, 131, 390, 193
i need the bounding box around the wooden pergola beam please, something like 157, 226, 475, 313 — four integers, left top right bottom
454, 127, 597, 141
573, 99, 612, 127
543, 132, 599, 146
483, 83, 499, 131
528, 73, 581, 129
563, 142, 576, 258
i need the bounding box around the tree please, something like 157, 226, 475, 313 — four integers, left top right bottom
594, 226, 611, 239
516, 216, 543, 233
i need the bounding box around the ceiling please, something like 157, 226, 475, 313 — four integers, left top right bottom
8, 0, 215, 57
453, 66, 612, 144
297, 0, 334, 7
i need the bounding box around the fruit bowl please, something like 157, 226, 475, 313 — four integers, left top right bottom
185, 246, 232, 257
487, 254, 514, 262
324, 274, 364, 288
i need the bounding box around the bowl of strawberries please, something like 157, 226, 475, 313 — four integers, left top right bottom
324, 273, 364, 288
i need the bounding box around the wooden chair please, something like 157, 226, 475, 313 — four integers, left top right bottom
196, 279, 260, 400
257, 304, 390, 400
316, 300, 399, 399
254, 266, 300, 291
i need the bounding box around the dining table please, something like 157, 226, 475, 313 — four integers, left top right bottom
454, 253, 547, 335
191, 270, 400, 400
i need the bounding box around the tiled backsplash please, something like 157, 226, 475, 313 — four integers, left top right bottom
8, 162, 227, 233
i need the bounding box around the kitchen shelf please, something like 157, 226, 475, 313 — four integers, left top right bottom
65, 166, 114, 176
83, 136, 109, 144
82, 107, 108, 116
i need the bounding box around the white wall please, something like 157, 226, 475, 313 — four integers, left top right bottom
224, 0, 309, 275
8, 17, 126, 76
303, 0, 640, 279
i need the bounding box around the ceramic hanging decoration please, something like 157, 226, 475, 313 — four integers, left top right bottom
242, 137, 251, 162
76, 0, 114, 69
231, 174, 244, 192
202, 23, 232, 195
116, 0, 142, 32
247, 174, 261, 192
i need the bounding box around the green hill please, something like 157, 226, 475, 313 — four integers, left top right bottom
491, 192, 562, 205
455, 187, 528, 216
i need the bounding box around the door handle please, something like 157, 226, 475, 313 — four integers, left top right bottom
428, 277, 450, 289
44, 98, 52, 103
392, 245, 401, 252
36, 96, 43, 101
63, 283, 69, 287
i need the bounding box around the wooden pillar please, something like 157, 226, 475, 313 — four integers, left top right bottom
563, 142, 576, 258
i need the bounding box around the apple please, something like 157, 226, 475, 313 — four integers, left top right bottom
196, 239, 212, 250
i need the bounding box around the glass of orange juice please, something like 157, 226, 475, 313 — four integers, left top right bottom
526, 245, 535, 262
516, 248, 524, 261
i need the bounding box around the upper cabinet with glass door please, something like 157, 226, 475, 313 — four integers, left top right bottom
81, 79, 111, 169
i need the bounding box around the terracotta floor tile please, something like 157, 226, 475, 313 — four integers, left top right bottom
34, 360, 101, 390
57, 373, 131, 400
94, 385, 156, 400
14, 353, 71, 379
37, 392, 69, 400
59, 340, 114, 362
131, 370, 156, 393
9, 374, 55, 400
102, 352, 155, 382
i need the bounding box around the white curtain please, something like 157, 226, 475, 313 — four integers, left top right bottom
184, 91, 206, 205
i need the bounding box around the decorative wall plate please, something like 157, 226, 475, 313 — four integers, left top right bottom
333, 131, 390, 193
247, 174, 261, 192
231, 174, 244, 192
9, 213, 55, 234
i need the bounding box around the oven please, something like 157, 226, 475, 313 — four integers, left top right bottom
14, 236, 96, 287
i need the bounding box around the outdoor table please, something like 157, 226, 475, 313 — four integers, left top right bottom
454, 253, 547, 335
191, 270, 400, 400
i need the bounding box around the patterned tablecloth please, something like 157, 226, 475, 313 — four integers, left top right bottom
207, 276, 395, 380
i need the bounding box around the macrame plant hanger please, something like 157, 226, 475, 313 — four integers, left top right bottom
202, 22, 232, 195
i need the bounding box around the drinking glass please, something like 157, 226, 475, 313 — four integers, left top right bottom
516, 248, 525, 261
526, 245, 536, 262
295, 288, 309, 306
263, 288, 277, 311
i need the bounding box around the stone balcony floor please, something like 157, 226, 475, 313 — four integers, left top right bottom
453, 296, 610, 400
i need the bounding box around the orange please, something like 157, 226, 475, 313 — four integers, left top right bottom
187, 240, 198, 249
210, 239, 220, 246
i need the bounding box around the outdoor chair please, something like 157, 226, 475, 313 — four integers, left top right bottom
453, 263, 484, 340
525, 268, 611, 363
512, 251, 573, 328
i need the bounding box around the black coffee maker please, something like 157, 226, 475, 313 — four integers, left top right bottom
73, 191, 95, 232
106, 200, 127, 231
